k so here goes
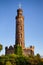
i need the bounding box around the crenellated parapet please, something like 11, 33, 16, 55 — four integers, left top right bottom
23, 45, 34, 56
5, 45, 14, 55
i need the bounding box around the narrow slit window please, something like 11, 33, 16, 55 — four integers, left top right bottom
20, 26, 22, 30
19, 34, 22, 38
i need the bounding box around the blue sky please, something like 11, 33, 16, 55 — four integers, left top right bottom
0, 0, 43, 56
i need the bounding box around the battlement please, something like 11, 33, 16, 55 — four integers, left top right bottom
5, 45, 14, 55
30, 45, 34, 48
22, 45, 34, 56
5, 45, 14, 50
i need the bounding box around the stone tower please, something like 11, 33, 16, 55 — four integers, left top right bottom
5, 7, 34, 55
15, 8, 25, 49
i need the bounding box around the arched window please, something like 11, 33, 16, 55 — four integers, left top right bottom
20, 26, 22, 30
18, 41, 22, 46
20, 34, 22, 38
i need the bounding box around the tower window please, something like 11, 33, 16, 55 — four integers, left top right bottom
20, 26, 22, 30
21, 34, 22, 37
20, 41, 22, 46
20, 34, 22, 38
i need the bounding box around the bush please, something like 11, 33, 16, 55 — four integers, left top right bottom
6, 61, 12, 65
14, 45, 22, 55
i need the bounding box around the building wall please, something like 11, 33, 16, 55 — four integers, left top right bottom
5, 45, 34, 55
5, 46, 14, 55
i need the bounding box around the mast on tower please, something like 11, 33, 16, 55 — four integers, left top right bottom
19, 3, 21, 9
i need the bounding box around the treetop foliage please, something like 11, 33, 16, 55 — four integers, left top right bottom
0, 54, 43, 65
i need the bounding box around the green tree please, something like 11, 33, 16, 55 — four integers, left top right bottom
0, 44, 3, 52
35, 53, 41, 61
33, 54, 41, 65
14, 45, 22, 55
6, 61, 12, 65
